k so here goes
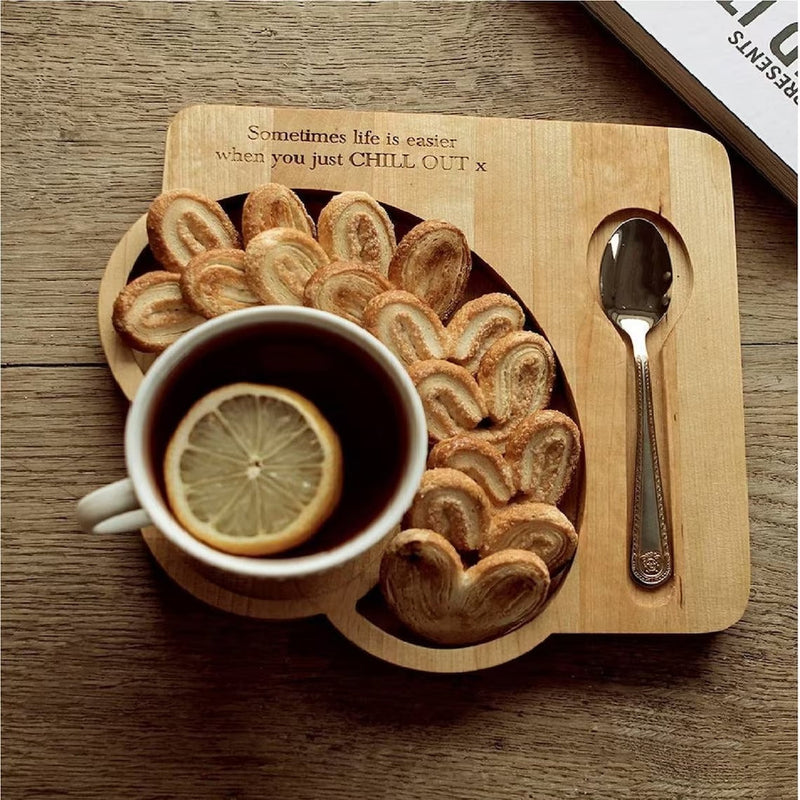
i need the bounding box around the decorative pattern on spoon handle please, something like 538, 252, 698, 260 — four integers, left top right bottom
631, 353, 672, 587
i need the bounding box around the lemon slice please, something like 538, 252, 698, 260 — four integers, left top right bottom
164, 383, 343, 556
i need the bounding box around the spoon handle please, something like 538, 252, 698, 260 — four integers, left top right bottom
631, 349, 673, 587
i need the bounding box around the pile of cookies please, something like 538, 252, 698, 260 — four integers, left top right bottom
111, 184, 468, 352
380, 289, 582, 645
112, 184, 581, 647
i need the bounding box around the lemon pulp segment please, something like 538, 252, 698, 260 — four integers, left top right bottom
163, 383, 343, 556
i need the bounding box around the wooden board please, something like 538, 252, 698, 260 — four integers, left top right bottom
98, 105, 750, 672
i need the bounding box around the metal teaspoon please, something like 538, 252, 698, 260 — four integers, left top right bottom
599, 218, 673, 588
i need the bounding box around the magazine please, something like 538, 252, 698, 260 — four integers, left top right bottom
585, 0, 798, 202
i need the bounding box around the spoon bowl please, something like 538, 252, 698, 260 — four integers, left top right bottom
600, 218, 673, 587
600, 220, 672, 327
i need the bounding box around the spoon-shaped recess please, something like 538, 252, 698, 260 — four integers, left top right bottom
600, 218, 673, 588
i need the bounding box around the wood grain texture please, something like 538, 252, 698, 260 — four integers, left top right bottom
2, 1, 796, 798
1, 0, 795, 365
2, 354, 795, 799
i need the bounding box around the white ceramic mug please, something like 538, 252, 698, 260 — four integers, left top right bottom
77, 306, 429, 602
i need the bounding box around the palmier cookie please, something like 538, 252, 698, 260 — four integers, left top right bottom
245, 227, 330, 306
317, 191, 396, 275
388, 220, 471, 320
482, 502, 578, 574
362, 290, 449, 367
407, 359, 487, 442
241, 183, 315, 244
180, 248, 261, 318
380, 529, 551, 646
303, 261, 394, 326
477, 330, 556, 424
505, 410, 581, 504
447, 293, 525, 374
470, 420, 518, 454
112, 271, 205, 353
407, 468, 492, 553
428, 434, 515, 506
146, 189, 241, 273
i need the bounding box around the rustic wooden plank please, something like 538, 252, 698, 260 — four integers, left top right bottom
0, 1, 795, 367
1, 0, 795, 797
1, 346, 795, 798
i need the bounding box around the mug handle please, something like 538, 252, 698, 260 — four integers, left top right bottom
77, 478, 152, 534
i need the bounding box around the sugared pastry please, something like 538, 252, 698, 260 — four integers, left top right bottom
317, 191, 396, 275
303, 261, 394, 325
482, 502, 578, 574
477, 331, 556, 424
428, 434, 515, 506
113, 271, 205, 353
407, 359, 487, 442
180, 248, 261, 318
447, 293, 525, 374
244, 227, 330, 306
362, 290, 449, 367
146, 189, 241, 273
388, 220, 471, 320
505, 410, 581, 504
470, 419, 520, 454
380, 529, 551, 646
241, 183, 315, 244
407, 468, 491, 553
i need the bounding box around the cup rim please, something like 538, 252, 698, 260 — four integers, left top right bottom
125, 305, 429, 579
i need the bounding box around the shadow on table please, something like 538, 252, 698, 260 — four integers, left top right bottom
146, 547, 723, 730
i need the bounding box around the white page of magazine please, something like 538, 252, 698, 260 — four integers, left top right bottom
618, 0, 798, 174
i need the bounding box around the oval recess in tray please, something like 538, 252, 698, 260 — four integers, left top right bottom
102, 188, 586, 661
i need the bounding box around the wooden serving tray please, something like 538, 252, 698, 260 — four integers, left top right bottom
98, 105, 750, 672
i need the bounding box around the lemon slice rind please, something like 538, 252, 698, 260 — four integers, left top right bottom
164, 382, 343, 556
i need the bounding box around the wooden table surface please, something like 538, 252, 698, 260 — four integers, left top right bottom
2, 2, 796, 798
